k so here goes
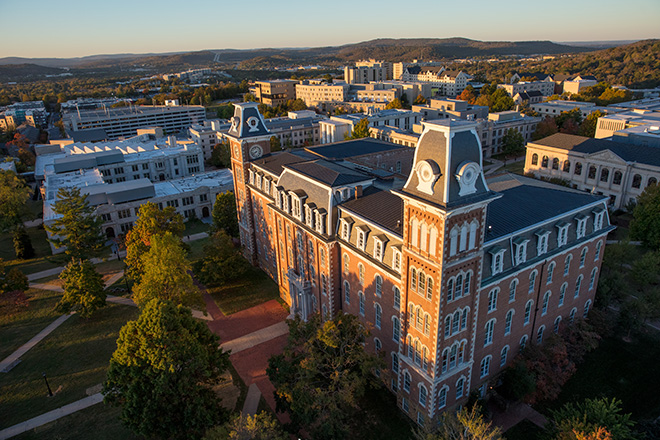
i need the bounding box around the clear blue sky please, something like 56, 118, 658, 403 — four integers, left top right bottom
2, 0, 659, 58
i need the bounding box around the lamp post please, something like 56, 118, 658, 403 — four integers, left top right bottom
42, 372, 53, 397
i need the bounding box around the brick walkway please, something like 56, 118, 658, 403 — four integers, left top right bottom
488, 399, 548, 433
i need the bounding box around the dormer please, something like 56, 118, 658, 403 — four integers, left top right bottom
356, 225, 370, 251
556, 221, 570, 247
289, 190, 307, 221
513, 237, 529, 265
305, 203, 316, 228
373, 234, 388, 262
316, 209, 327, 235
339, 217, 354, 241
535, 229, 551, 256
489, 246, 506, 276
575, 214, 588, 239
593, 208, 606, 231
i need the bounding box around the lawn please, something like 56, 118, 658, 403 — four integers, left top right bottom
0, 227, 72, 276
501, 159, 525, 175
505, 419, 545, 440
186, 236, 210, 262
0, 302, 139, 428
184, 218, 211, 236
207, 265, 281, 315
0, 289, 61, 361
537, 330, 660, 423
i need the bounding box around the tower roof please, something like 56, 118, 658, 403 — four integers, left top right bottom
227, 102, 270, 139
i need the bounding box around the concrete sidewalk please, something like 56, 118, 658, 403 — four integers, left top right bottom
0, 393, 103, 440
241, 383, 261, 417
0, 314, 72, 373
220, 321, 288, 354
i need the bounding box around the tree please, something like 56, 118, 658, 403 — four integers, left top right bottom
532, 117, 559, 141
57, 259, 106, 318
204, 412, 288, 440
104, 298, 230, 440
0, 170, 31, 231
457, 85, 477, 104
415, 405, 502, 440
413, 94, 427, 105
0, 259, 29, 315
193, 231, 248, 286
549, 398, 635, 440
270, 136, 282, 152
579, 111, 605, 137
347, 118, 370, 140
385, 98, 403, 109
44, 187, 104, 260
499, 361, 536, 401
267, 313, 381, 440
131, 232, 203, 308
501, 128, 526, 157
210, 141, 232, 169
212, 191, 239, 238
12, 225, 34, 260
630, 183, 660, 250
124, 202, 184, 284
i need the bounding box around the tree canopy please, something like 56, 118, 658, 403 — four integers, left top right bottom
57, 259, 106, 318
347, 118, 370, 140
630, 183, 660, 250
212, 191, 239, 238
193, 230, 248, 286
104, 298, 230, 439
267, 313, 381, 440
204, 412, 288, 440
131, 232, 203, 309
44, 187, 104, 260
0, 170, 31, 231
501, 128, 526, 157
549, 398, 636, 440
416, 405, 502, 440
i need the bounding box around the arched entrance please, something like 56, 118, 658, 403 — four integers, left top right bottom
159, 173, 165, 181
202, 206, 210, 218
106, 227, 116, 239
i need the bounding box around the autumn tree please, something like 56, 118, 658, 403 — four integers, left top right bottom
210, 141, 232, 169
414, 94, 427, 105
57, 259, 106, 318
124, 202, 184, 284
270, 135, 282, 152
104, 299, 230, 440
532, 117, 559, 141
548, 398, 636, 440
347, 118, 370, 140
131, 232, 203, 309
193, 231, 248, 286
44, 187, 104, 261
212, 191, 239, 238
457, 85, 478, 104
385, 98, 403, 109
0, 170, 31, 231
204, 412, 288, 440
267, 313, 381, 440
415, 405, 502, 440
630, 183, 660, 250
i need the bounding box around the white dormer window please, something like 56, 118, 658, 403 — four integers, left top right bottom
275, 189, 283, 209
392, 246, 402, 272
593, 209, 605, 231
340, 217, 353, 241
536, 230, 550, 256
264, 178, 270, 194
305, 205, 313, 227
356, 226, 369, 251
373, 235, 387, 262
256, 173, 262, 189
317, 211, 326, 235
342, 188, 350, 200
292, 198, 301, 219
576, 215, 588, 239
490, 247, 506, 275
513, 238, 529, 265
282, 193, 290, 213
248, 169, 255, 185
556, 222, 570, 247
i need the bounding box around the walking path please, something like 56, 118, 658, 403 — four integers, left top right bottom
0, 393, 103, 440
241, 383, 261, 417
488, 399, 548, 432
220, 322, 288, 354
0, 314, 72, 373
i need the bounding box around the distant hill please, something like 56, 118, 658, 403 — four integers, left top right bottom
0, 64, 68, 82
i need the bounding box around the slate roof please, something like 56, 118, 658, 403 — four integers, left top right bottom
341, 186, 404, 235
533, 133, 660, 167
285, 159, 370, 186
251, 151, 314, 176
306, 138, 407, 160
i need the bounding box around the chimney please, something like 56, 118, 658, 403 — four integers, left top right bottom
355, 185, 363, 200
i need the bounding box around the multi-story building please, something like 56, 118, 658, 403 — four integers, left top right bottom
524, 132, 660, 209
0, 101, 48, 128
532, 100, 613, 120
189, 121, 220, 160
563, 75, 598, 95
63, 104, 206, 140
595, 109, 660, 139
295, 82, 350, 109
345, 61, 391, 84
369, 126, 420, 148
400, 67, 470, 96
413, 98, 489, 121
476, 111, 542, 158
226, 102, 611, 424
319, 109, 423, 144
250, 80, 298, 106
499, 81, 555, 98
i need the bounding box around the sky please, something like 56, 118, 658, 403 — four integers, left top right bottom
1, 0, 659, 59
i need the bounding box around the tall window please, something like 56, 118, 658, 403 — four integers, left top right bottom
574, 162, 582, 175
564, 255, 572, 276
600, 168, 609, 182
460, 309, 468, 330
570, 307, 577, 323
559, 283, 567, 307
563, 160, 571, 172
537, 325, 545, 344
632, 174, 642, 189
419, 385, 427, 407
547, 262, 555, 284
595, 241, 602, 261
542, 155, 549, 168
520, 335, 528, 351
393, 287, 401, 310
427, 277, 434, 300
542, 291, 551, 315
524, 300, 533, 325
343, 253, 350, 274
358, 263, 365, 285
344, 281, 350, 304
456, 378, 465, 399
552, 158, 559, 170
438, 388, 447, 409
393, 317, 400, 342
531, 153, 539, 165
403, 372, 411, 392
500, 346, 509, 366
554, 316, 562, 333
375, 275, 383, 297
463, 272, 471, 296
579, 248, 588, 268
574, 275, 583, 298
411, 268, 417, 291
529, 271, 537, 294
480, 356, 491, 378
375, 303, 382, 329
484, 319, 495, 346
418, 271, 426, 296
589, 268, 597, 290
359, 291, 365, 315
487, 288, 498, 313
505, 310, 513, 335
447, 278, 454, 302
588, 166, 597, 179
392, 353, 399, 373
455, 274, 463, 299
613, 171, 622, 185
584, 300, 592, 318
509, 279, 517, 302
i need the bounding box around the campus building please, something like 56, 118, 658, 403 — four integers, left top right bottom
250, 80, 298, 106
226, 102, 611, 423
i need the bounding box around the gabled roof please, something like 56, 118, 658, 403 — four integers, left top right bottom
285, 159, 371, 186
251, 150, 313, 177
532, 133, 660, 167
341, 186, 404, 235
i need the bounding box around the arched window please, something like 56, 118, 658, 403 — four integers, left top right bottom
509, 279, 517, 302
411, 268, 417, 291
374, 274, 383, 297
487, 288, 498, 312
403, 372, 411, 392
480, 356, 491, 378
429, 226, 438, 256
524, 300, 533, 325
584, 300, 592, 318
460, 309, 468, 330
424, 314, 431, 335
416, 307, 423, 330
600, 168, 609, 182
375, 303, 382, 329
520, 335, 528, 351
445, 316, 451, 337
392, 353, 399, 373
438, 387, 448, 409
537, 325, 545, 344
552, 158, 559, 170
418, 270, 426, 294
574, 162, 583, 175
374, 337, 382, 352
588, 165, 597, 179
455, 274, 463, 299
319, 247, 326, 267
358, 292, 365, 315
569, 307, 577, 323
343, 253, 349, 274
484, 319, 495, 346
468, 221, 478, 250
547, 262, 555, 284
358, 263, 365, 285
563, 160, 571, 172
500, 346, 509, 367
595, 241, 602, 261
564, 254, 572, 276
542, 156, 549, 168
456, 378, 465, 399
344, 280, 350, 304
422, 346, 429, 369
542, 291, 551, 315
426, 277, 433, 300
450, 227, 459, 256
406, 334, 413, 357
442, 349, 449, 373
529, 270, 537, 294
420, 223, 428, 253
613, 170, 622, 185
632, 174, 642, 189
393, 287, 401, 310
460, 224, 468, 251
414, 340, 421, 366
452, 311, 460, 334
419, 385, 427, 407
463, 272, 471, 296
575, 275, 583, 298
649, 177, 658, 187
559, 283, 567, 307
580, 248, 588, 267
458, 341, 466, 364
447, 278, 454, 302
589, 268, 598, 290
392, 317, 400, 341
531, 153, 539, 165
505, 310, 514, 335
554, 316, 562, 333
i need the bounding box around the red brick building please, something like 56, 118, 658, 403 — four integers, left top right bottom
226, 102, 612, 424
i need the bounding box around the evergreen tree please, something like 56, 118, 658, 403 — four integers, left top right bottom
12, 225, 35, 260
58, 259, 106, 318
630, 183, 660, 250
0, 170, 31, 231
212, 191, 239, 238
347, 118, 370, 140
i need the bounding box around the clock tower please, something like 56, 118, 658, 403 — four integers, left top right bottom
224, 102, 271, 263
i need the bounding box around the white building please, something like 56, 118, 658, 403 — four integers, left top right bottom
319, 109, 422, 144
499, 80, 555, 97
531, 100, 613, 119
476, 111, 542, 157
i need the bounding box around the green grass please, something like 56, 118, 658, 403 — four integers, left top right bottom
0, 302, 139, 428
184, 219, 210, 236
0, 289, 61, 361
537, 331, 660, 422
186, 236, 210, 262
207, 265, 281, 315
94, 259, 126, 275
25, 199, 43, 222
0, 227, 72, 276
501, 159, 525, 175
12, 403, 138, 440
505, 419, 545, 440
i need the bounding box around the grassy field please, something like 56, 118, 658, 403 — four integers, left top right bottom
207, 265, 281, 315
184, 219, 211, 236
186, 236, 210, 262
0, 302, 138, 428
0, 289, 61, 361
501, 159, 525, 175
0, 227, 71, 275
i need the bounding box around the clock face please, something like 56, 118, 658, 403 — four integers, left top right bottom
249, 145, 263, 159
456, 161, 480, 196
233, 145, 239, 157
418, 161, 434, 182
